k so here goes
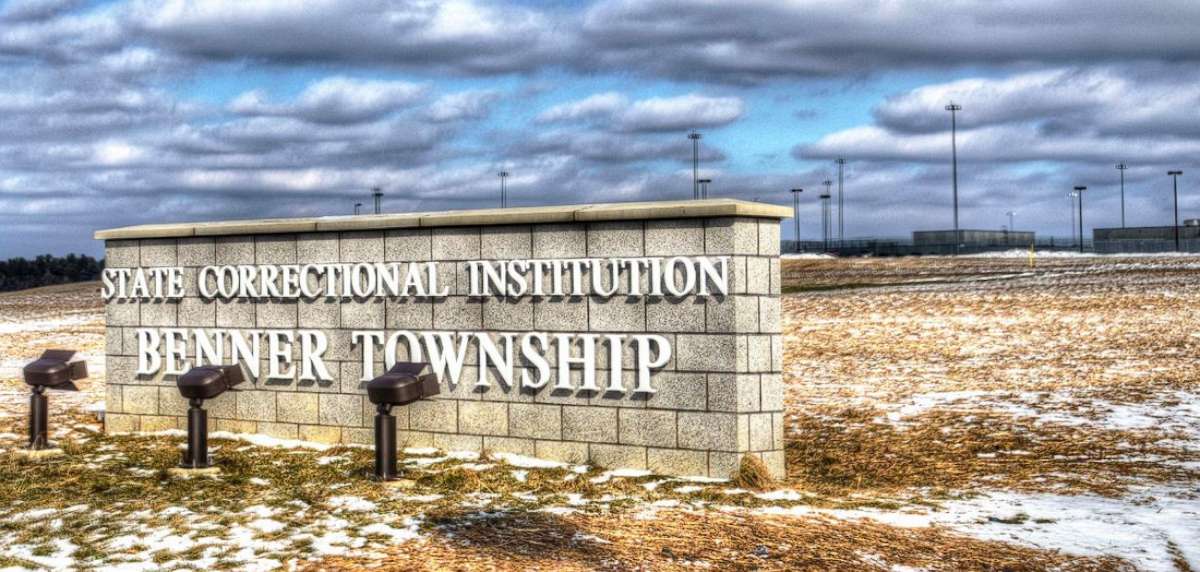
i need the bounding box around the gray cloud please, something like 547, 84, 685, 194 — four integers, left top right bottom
228, 77, 428, 124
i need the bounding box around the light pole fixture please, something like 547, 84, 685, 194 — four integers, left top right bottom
1169, 170, 1183, 251
175, 365, 244, 473
1006, 211, 1015, 232
945, 102, 962, 254
372, 187, 383, 215
1116, 163, 1128, 228
498, 171, 510, 209
1074, 186, 1087, 253
688, 130, 702, 200
835, 158, 846, 246
790, 188, 803, 252
21, 350, 87, 457
698, 178, 712, 200
1068, 192, 1078, 248
819, 191, 832, 251
367, 363, 439, 481
354, 202, 363, 216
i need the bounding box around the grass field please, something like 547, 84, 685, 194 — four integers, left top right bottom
0, 254, 1196, 571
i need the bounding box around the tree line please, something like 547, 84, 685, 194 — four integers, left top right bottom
0, 254, 104, 292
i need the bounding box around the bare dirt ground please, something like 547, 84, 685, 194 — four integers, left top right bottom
0, 255, 1196, 571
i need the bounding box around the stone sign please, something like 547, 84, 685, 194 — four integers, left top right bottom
97, 199, 789, 478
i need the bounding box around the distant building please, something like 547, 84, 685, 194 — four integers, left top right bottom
911, 229, 1035, 254
1093, 224, 1200, 253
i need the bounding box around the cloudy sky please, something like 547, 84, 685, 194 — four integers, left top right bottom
3, 0, 1200, 257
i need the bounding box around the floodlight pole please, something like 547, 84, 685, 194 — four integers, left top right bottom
945, 102, 962, 254
1068, 192, 1077, 248
791, 188, 803, 252
1169, 171, 1183, 251
835, 158, 846, 247
1006, 211, 1015, 234
372, 187, 383, 215
688, 131, 702, 200
699, 178, 712, 199
498, 171, 510, 209
354, 203, 362, 216
1074, 186, 1087, 253
1116, 163, 1128, 228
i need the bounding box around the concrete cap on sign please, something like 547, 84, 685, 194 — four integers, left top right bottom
94, 198, 793, 240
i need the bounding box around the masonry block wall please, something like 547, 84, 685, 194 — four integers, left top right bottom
101, 202, 787, 479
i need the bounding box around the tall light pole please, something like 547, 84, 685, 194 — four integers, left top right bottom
945, 102, 962, 254
372, 187, 383, 214
835, 158, 846, 246
498, 170, 510, 209
1069, 192, 1077, 248
698, 178, 712, 200
1116, 163, 1128, 228
354, 202, 362, 216
1006, 211, 1015, 231
688, 130, 702, 200
1074, 186, 1087, 253
791, 188, 803, 252
1169, 170, 1183, 251
819, 191, 832, 251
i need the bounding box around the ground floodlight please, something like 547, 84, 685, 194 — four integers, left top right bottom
367, 362, 440, 481
176, 365, 244, 470
22, 350, 87, 453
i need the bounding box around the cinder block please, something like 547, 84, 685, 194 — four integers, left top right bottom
105, 384, 123, 414
561, 406, 617, 443
481, 226, 532, 259
278, 392, 319, 424
433, 296, 482, 330
255, 300, 297, 328
105, 328, 124, 355
299, 425, 341, 444
708, 452, 742, 479
483, 297, 533, 330
139, 238, 177, 266
255, 235, 296, 264
757, 220, 780, 256
588, 296, 644, 332
645, 372, 706, 411
770, 258, 781, 296
434, 433, 483, 453
677, 411, 740, 452
105, 413, 139, 433
645, 219, 704, 256
105, 240, 139, 268
533, 298, 588, 331
178, 298, 216, 327
727, 257, 748, 294
458, 401, 509, 436
772, 413, 785, 450
215, 419, 258, 434
532, 224, 586, 259
618, 409, 676, 447
746, 257, 771, 295
208, 392, 238, 418
319, 393, 363, 426
758, 297, 781, 334
587, 221, 643, 257
140, 416, 177, 433
299, 299, 341, 328
705, 296, 758, 333
237, 390, 276, 422
432, 227, 481, 260
177, 238, 215, 266
705, 218, 758, 255
214, 236, 255, 265
508, 403, 561, 440
261, 422, 299, 440
646, 297, 705, 333
707, 373, 759, 412
386, 298, 433, 329
648, 448, 707, 477
123, 386, 159, 415
748, 412, 773, 451
410, 399, 457, 433
106, 302, 139, 326
339, 231, 384, 262
760, 374, 783, 412
535, 440, 588, 464
398, 430, 435, 448
140, 301, 177, 327
483, 436, 535, 457
771, 335, 783, 372
343, 427, 374, 446
676, 334, 740, 373
105, 356, 138, 386
589, 443, 646, 470
157, 387, 188, 416
385, 228, 432, 261
216, 300, 254, 327
341, 298, 385, 329
298, 233, 340, 263
761, 449, 787, 480
747, 335, 773, 373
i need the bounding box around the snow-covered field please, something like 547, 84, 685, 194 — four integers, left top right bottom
0, 257, 1196, 570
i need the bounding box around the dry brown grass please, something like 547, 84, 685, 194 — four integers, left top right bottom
314, 509, 1132, 571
